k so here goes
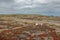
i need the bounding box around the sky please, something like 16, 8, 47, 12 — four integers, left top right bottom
0, 0, 60, 16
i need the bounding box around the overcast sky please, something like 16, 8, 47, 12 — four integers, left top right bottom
0, 0, 60, 16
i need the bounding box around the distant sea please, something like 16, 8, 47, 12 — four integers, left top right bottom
0, 12, 60, 16
0, 9, 60, 16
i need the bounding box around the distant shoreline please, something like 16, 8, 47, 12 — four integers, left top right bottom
0, 13, 60, 17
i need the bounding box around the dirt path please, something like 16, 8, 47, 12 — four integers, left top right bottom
0, 18, 60, 32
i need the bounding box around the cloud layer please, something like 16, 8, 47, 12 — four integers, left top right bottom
0, 0, 60, 16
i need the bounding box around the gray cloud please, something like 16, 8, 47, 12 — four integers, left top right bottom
0, 0, 14, 3
0, 0, 60, 16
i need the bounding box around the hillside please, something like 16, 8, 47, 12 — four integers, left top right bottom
0, 14, 60, 40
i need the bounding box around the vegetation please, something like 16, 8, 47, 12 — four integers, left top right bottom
0, 14, 60, 40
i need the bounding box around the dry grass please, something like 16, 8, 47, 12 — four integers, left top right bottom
0, 14, 60, 40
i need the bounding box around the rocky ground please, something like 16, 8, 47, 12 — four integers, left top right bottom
0, 14, 60, 40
